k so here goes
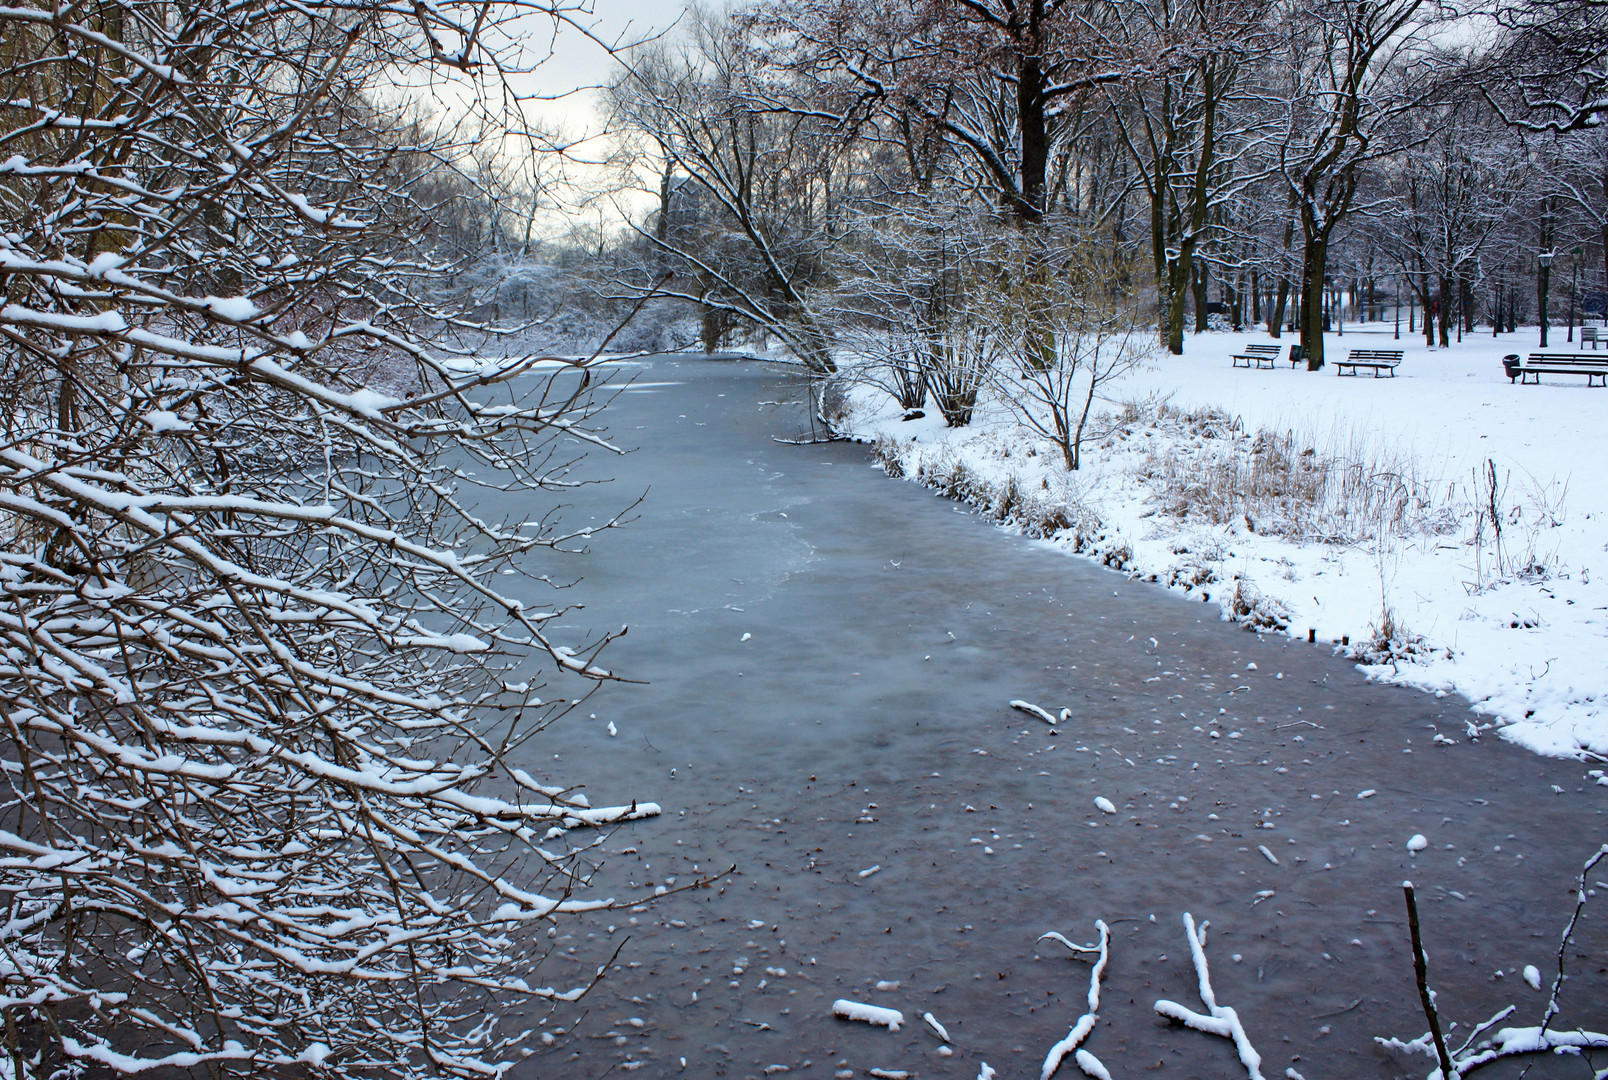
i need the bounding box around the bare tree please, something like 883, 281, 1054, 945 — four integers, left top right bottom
1106, 0, 1274, 353
606, 9, 848, 373
1484, 0, 1608, 135
1273, 0, 1430, 368
0, 1, 659, 1076
1373, 93, 1532, 347
980, 230, 1153, 468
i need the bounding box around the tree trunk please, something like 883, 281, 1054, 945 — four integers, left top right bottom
1422, 275, 1434, 347
1192, 260, 1211, 333
1298, 236, 1328, 368
1447, 274, 1460, 345
1538, 258, 1552, 347
1538, 198, 1554, 347
1164, 246, 1192, 355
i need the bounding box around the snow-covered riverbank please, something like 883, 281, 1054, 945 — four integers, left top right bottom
840, 328, 1608, 760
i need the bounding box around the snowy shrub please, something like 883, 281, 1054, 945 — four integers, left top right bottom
1100, 536, 1135, 571
0, 2, 653, 1077
1356, 608, 1435, 665
1225, 576, 1292, 631
1464, 460, 1568, 592
927, 328, 995, 427
873, 434, 909, 477
881, 348, 930, 411
1165, 559, 1219, 590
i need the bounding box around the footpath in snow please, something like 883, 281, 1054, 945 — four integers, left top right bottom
840, 326, 1608, 760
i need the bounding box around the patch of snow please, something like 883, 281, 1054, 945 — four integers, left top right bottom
833, 999, 903, 1030
1075, 1049, 1113, 1080
203, 295, 259, 321
1011, 699, 1059, 725
141, 410, 192, 433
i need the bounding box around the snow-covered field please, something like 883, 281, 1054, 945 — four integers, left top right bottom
840, 326, 1608, 760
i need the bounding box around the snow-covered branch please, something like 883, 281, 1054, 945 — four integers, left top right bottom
0, 1, 647, 1076
1039, 920, 1112, 1080
1154, 913, 1265, 1080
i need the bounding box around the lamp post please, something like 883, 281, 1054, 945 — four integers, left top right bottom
1394, 276, 1401, 339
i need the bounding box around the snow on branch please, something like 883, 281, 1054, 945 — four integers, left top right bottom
0, 0, 645, 1076
1379, 848, 1608, 1079
1039, 920, 1112, 1080
1012, 699, 1060, 725
1154, 913, 1265, 1080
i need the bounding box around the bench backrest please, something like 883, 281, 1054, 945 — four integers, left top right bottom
1584, 327, 1599, 340
1242, 343, 1281, 355
1526, 353, 1608, 364
1346, 349, 1403, 361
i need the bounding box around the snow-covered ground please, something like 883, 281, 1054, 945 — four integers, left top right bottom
840, 326, 1608, 760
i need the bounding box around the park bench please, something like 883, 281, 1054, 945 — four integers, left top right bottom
1334, 348, 1403, 377
1582, 326, 1600, 349
1502, 352, 1608, 387
1231, 343, 1282, 369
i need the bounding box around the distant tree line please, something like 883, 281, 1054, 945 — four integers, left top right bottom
599, 0, 1608, 372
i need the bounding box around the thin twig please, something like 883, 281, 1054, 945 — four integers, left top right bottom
1404, 881, 1456, 1079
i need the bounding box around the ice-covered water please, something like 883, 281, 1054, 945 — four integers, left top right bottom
483, 357, 1604, 1079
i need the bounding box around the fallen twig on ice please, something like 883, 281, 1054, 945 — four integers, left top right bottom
1154, 913, 1265, 1080
1011, 699, 1059, 725
1039, 920, 1111, 1080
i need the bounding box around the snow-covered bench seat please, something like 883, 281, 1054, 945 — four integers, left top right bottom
1334, 348, 1402, 377
1503, 352, 1608, 387
1230, 343, 1282, 368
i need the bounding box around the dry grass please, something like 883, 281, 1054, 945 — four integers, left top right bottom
1120, 399, 1454, 544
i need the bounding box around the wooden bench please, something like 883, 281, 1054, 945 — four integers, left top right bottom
1503, 352, 1608, 387
1582, 326, 1600, 349
1334, 348, 1402, 377
1231, 343, 1282, 369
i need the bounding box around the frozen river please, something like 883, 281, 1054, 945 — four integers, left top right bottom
494, 356, 1606, 1080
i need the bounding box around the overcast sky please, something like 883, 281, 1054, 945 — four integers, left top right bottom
520, 0, 689, 131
